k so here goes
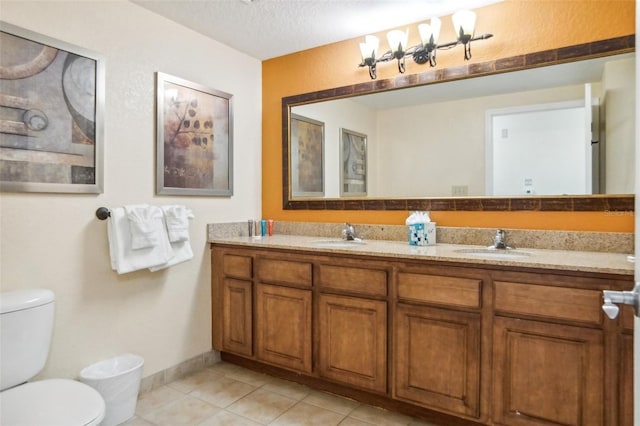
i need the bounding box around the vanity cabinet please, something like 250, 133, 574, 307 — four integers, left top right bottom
491, 275, 626, 426
316, 263, 388, 393
393, 271, 483, 419
255, 257, 313, 373
492, 317, 603, 426
619, 306, 634, 426
212, 247, 254, 356
222, 278, 253, 356
210, 243, 633, 426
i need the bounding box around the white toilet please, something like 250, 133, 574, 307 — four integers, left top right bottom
0, 289, 106, 426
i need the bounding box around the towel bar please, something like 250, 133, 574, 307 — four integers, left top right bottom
96, 207, 111, 220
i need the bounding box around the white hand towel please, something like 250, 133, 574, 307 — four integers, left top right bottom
161, 205, 194, 242
148, 240, 193, 271
149, 206, 194, 271
125, 204, 163, 249
107, 206, 174, 274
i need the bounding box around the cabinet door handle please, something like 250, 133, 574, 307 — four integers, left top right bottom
602, 283, 640, 319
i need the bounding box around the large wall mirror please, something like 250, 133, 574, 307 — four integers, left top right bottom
282, 35, 635, 211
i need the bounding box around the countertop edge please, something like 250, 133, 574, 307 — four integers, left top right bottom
209, 235, 634, 277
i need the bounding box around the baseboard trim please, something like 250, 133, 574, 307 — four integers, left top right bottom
138, 350, 220, 394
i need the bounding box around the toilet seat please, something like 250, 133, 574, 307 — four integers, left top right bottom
0, 378, 105, 426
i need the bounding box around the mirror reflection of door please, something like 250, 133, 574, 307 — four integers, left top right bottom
486, 100, 594, 196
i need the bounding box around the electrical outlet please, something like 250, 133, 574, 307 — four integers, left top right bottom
523, 178, 534, 195
452, 185, 468, 196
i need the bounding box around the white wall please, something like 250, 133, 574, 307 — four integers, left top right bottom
374, 84, 585, 197
0, 1, 262, 380
603, 57, 635, 193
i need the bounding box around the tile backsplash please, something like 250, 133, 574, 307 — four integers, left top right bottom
208, 221, 634, 254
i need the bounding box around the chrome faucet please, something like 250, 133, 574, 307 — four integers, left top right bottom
342, 223, 360, 241
492, 229, 507, 249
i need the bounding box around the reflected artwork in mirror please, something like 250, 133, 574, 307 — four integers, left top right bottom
340, 128, 367, 197
290, 114, 324, 197
283, 35, 635, 212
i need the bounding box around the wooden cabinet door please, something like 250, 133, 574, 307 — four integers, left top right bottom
619, 332, 633, 426
493, 316, 604, 426
222, 278, 252, 356
318, 294, 387, 393
255, 283, 312, 373
394, 303, 481, 418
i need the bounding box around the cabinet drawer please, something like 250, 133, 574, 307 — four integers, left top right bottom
318, 264, 387, 297
223, 254, 252, 279
397, 273, 481, 309
257, 258, 312, 287
494, 281, 602, 325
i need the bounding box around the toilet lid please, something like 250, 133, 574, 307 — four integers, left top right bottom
0, 379, 106, 426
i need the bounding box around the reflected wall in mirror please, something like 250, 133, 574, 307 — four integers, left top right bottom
283, 36, 635, 211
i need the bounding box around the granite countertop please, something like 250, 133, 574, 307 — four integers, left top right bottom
210, 235, 635, 276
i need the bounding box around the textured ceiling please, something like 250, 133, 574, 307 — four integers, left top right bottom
131, 0, 503, 60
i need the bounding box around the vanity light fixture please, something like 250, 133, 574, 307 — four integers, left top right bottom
359, 35, 380, 79
359, 9, 493, 79
386, 29, 409, 73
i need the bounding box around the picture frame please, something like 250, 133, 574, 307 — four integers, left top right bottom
156, 72, 233, 196
340, 128, 367, 196
290, 114, 324, 197
0, 21, 105, 194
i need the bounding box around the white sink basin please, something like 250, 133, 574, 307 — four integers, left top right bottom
454, 248, 531, 259
312, 240, 366, 248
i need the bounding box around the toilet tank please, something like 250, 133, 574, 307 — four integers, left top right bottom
0, 289, 55, 391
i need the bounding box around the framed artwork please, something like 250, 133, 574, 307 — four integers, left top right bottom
340, 128, 367, 196
290, 114, 324, 197
156, 72, 233, 196
0, 22, 105, 193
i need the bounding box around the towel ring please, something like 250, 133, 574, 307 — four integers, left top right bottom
96, 207, 111, 220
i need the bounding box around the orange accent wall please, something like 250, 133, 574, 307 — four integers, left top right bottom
262, 0, 635, 232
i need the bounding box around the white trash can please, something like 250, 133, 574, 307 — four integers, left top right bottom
79, 354, 144, 426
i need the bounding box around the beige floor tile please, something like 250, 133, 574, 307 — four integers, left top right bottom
271, 401, 346, 426
120, 416, 157, 426
227, 387, 297, 424
190, 375, 257, 408
196, 410, 263, 426
338, 418, 375, 426
207, 361, 245, 376
135, 385, 185, 417
407, 420, 440, 426
302, 390, 360, 415
261, 376, 312, 400
224, 366, 271, 387
348, 405, 413, 426
139, 394, 221, 426
169, 368, 225, 394
133, 361, 440, 426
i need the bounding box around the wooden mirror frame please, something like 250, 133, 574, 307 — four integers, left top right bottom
282, 35, 635, 212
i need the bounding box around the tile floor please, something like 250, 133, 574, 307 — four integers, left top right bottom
124, 362, 438, 426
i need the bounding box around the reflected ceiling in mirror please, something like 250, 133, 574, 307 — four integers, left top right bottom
283, 35, 635, 211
